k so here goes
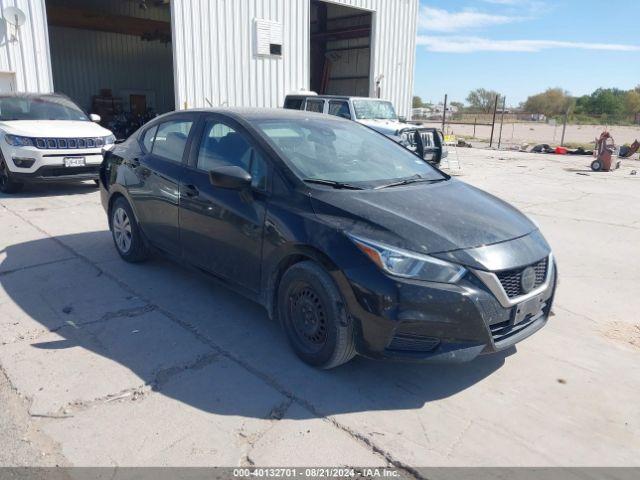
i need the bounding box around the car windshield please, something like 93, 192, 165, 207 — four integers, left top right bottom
0, 96, 88, 121
255, 118, 446, 187
352, 100, 397, 120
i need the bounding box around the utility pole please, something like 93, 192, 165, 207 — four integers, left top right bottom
489, 95, 500, 148
498, 96, 507, 149
560, 108, 570, 147
441, 94, 448, 132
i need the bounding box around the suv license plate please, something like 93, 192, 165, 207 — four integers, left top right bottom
64, 157, 86, 167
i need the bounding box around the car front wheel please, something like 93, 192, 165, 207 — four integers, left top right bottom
110, 197, 149, 262
278, 261, 356, 369
0, 158, 24, 194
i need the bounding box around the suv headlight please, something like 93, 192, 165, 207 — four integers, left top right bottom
399, 130, 416, 147
5, 134, 34, 147
348, 234, 467, 283
105, 134, 116, 145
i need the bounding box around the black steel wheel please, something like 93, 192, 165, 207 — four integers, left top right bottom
278, 261, 356, 369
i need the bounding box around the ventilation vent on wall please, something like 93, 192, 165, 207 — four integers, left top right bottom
254, 19, 282, 57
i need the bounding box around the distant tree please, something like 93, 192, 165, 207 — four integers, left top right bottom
586, 88, 626, 117
523, 88, 574, 116
413, 96, 424, 108
450, 101, 465, 112
624, 90, 640, 116
466, 88, 502, 113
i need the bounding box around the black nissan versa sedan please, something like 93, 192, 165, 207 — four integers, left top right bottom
99, 108, 557, 369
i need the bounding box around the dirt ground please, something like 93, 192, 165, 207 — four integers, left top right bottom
422, 121, 640, 148
0, 149, 639, 469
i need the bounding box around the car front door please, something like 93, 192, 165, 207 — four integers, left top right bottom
179, 115, 269, 292
129, 115, 196, 256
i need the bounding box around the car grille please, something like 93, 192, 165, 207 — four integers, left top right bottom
33, 137, 105, 150
387, 333, 440, 353
418, 130, 434, 147
39, 165, 100, 177
490, 306, 546, 344
495, 257, 548, 298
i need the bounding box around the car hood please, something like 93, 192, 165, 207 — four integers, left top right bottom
0, 120, 112, 137
357, 119, 413, 136
310, 179, 540, 260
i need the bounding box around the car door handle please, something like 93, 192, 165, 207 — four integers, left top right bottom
182, 184, 200, 198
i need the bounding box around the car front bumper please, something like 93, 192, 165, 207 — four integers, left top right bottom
336, 257, 557, 363
3, 144, 109, 182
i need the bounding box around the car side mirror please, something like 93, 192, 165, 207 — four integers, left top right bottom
209, 165, 252, 190
90, 113, 101, 123
398, 116, 407, 123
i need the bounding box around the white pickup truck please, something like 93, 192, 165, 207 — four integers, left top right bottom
283, 93, 447, 166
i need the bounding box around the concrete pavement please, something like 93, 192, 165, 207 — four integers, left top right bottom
0, 149, 638, 470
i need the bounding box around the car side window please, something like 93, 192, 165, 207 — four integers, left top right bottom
197, 119, 268, 190
141, 125, 158, 152
305, 99, 324, 113
152, 120, 193, 163
328, 101, 351, 119
284, 97, 304, 110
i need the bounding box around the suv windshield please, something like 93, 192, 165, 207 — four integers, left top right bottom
352, 100, 397, 120
0, 96, 88, 121
255, 118, 445, 187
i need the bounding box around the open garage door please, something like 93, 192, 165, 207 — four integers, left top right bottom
310, 1, 372, 97
46, 0, 175, 139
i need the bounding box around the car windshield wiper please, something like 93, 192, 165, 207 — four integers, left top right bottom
375, 175, 447, 190
303, 178, 365, 190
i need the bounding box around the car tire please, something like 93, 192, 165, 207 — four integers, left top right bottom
110, 197, 149, 263
0, 158, 24, 194
278, 261, 356, 369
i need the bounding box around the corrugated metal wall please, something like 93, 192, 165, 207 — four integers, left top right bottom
172, 0, 418, 117
48, 26, 175, 113
0, 0, 52, 93
47, 0, 174, 114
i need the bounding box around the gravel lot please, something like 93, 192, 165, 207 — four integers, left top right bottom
1, 148, 639, 470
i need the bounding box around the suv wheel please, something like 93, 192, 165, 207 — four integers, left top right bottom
278, 261, 356, 369
110, 197, 149, 262
0, 158, 24, 194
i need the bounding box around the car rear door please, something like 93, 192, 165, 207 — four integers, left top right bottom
179, 114, 269, 292
129, 114, 197, 255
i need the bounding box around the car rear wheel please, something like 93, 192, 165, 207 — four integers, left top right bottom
0, 158, 24, 194
278, 261, 356, 369
110, 197, 149, 262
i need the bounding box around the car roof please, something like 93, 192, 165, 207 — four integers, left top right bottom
158, 107, 351, 123
285, 94, 392, 102
0, 92, 71, 100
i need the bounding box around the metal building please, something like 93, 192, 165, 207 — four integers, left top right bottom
0, 0, 418, 119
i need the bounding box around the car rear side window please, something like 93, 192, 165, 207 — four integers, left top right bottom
305, 99, 324, 113
328, 101, 350, 119
152, 120, 193, 163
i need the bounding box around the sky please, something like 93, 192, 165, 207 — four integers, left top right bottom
413, 0, 640, 107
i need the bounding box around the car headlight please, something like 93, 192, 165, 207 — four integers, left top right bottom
5, 134, 34, 147
105, 134, 116, 145
348, 234, 467, 283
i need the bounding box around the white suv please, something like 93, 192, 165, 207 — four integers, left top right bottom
0, 93, 115, 194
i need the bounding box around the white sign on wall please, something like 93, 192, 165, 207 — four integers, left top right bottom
254, 19, 282, 57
